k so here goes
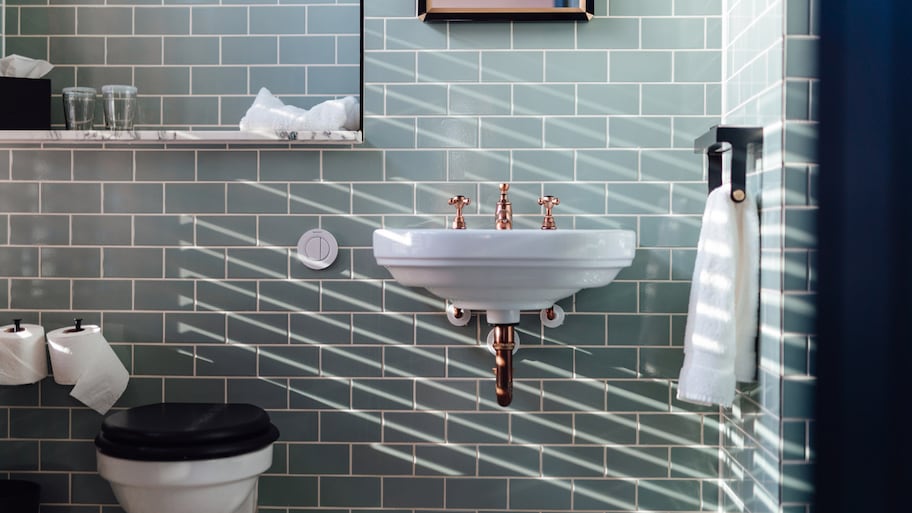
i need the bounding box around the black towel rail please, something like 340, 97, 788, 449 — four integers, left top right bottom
694, 125, 763, 202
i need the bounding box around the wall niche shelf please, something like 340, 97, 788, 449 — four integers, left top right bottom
0, 129, 362, 146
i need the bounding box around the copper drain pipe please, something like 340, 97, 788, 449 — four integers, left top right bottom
491, 324, 516, 406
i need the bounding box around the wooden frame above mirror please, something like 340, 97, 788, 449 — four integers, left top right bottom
419, 0, 593, 22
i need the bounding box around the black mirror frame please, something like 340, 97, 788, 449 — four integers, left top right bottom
418, 0, 593, 21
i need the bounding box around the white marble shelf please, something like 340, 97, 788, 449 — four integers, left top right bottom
0, 129, 363, 145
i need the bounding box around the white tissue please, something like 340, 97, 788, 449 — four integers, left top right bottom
239, 87, 360, 134
46, 324, 129, 414
0, 54, 54, 78
0, 323, 48, 385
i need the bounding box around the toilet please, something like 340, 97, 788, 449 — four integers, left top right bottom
95, 402, 279, 513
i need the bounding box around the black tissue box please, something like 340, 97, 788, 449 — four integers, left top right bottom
0, 77, 51, 130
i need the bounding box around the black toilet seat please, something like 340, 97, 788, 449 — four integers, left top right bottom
95, 403, 280, 461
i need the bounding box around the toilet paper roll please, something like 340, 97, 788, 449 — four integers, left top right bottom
0, 322, 48, 385
46, 324, 129, 414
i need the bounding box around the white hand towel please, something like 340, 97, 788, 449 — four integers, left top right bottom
677, 185, 759, 407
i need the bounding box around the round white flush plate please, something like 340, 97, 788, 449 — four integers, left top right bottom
296, 229, 339, 270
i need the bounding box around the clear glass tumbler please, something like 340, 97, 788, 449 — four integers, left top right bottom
62, 87, 97, 130
101, 85, 138, 131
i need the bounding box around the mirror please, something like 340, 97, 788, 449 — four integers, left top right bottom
0, 0, 362, 143
419, 0, 593, 21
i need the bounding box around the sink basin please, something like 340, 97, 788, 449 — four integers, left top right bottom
372, 229, 636, 324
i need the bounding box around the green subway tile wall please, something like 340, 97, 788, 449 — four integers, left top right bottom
0, 0, 815, 512
722, 0, 817, 512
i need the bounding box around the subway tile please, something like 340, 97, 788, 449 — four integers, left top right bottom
105, 183, 163, 213
418, 52, 479, 83
0, 183, 39, 213
579, 17, 639, 49
196, 344, 257, 376
191, 6, 246, 35
40, 247, 99, 278
290, 313, 351, 345
189, 67, 247, 95
258, 476, 318, 507
445, 478, 507, 509
227, 313, 288, 345
514, 21, 574, 49
134, 215, 194, 245
279, 36, 336, 64
610, 0, 672, 15
102, 310, 162, 342
164, 36, 219, 64
259, 346, 320, 377
163, 377, 223, 403
102, 248, 161, 279
196, 215, 257, 246
41, 183, 100, 213
162, 97, 220, 125
545, 117, 607, 148
352, 444, 413, 475
481, 117, 542, 149
353, 378, 413, 410
10, 279, 70, 310
643, 18, 706, 49
50, 37, 105, 65
258, 280, 320, 312
639, 479, 701, 510
546, 51, 607, 83
165, 247, 225, 279
323, 151, 384, 182
449, 84, 512, 115
574, 479, 637, 510
482, 51, 543, 82
643, 84, 705, 115
259, 151, 321, 182
611, 51, 673, 83
322, 345, 382, 378
11, 151, 70, 181
133, 344, 194, 375
165, 183, 225, 213
320, 477, 381, 508
384, 346, 445, 378
227, 248, 287, 279
251, 67, 310, 95
364, 52, 417, 83
0, 247, 39, 277
606, 380, 669, 412
449, 22, 511, 50
290, 378, 351, 410
108, 37, 163, 65
414, 444, 475, 477
77, 6, 131, 35
609, 116, 673, 148
10, 408, 69, 439
165, 312, 225, 343
249, 7, 307, 35
418, 117, 479, 149
135, 6, 190, 34
307, 4, 359, 34
543, 445, 605, 477
384, 477, 446, 508
0, 441, 40, 470
73, 280, 133, 310
510, 478, 571, 509
226, 378, 289, 410
478, 445, 539, 477
134, 280, 193, 311
196, 279, 256, 311
320, 410, 382, 442
289, 443, 350, 475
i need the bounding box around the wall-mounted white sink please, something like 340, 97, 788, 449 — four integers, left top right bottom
372, 228, 636, 325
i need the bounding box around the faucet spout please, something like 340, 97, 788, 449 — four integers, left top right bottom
491, 324, 515, 406
494, 183, 512, 230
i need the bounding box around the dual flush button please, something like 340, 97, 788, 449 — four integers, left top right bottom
296, 229, 338, 270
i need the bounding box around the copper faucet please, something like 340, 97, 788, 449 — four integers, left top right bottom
494, 183, 512, 230
539, 195, 560, 230
448, 195, 470, 229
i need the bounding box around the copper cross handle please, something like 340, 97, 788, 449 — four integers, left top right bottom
539, 195, 560, 230
448, 195, 471, 229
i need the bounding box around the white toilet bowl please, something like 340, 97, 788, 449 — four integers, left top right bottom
95, 403, 279, 513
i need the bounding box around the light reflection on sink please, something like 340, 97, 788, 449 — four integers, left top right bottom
372, 228, 636, 324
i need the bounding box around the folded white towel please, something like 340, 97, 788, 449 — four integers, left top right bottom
676, 185, 759, 407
